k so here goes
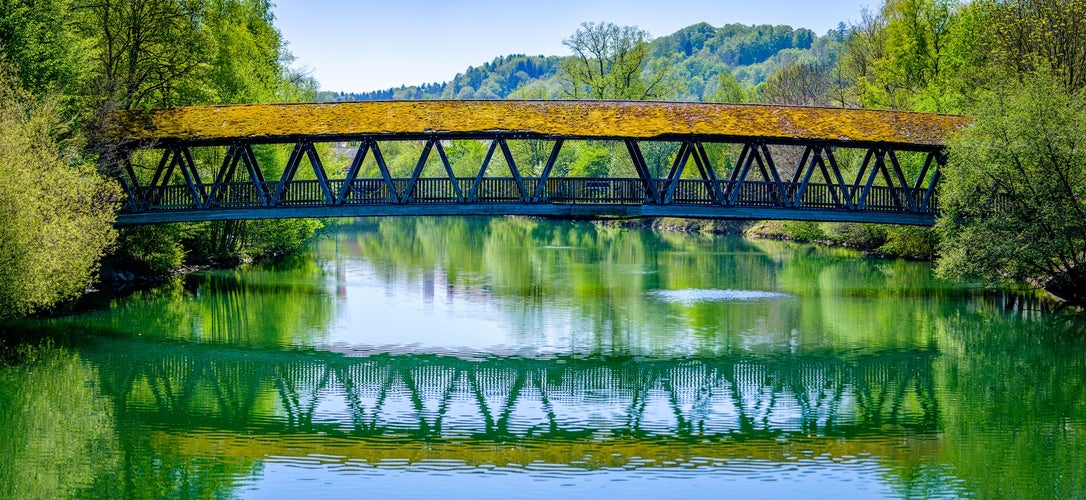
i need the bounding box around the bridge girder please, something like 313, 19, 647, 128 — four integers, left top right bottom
110, 133, 947, 226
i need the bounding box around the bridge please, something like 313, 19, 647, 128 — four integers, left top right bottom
85, 337, 938, 442
106, 100, 968, 226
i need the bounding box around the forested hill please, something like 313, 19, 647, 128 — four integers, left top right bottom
318, 22, 845, 102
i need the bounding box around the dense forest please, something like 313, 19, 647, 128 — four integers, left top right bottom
319, 22, 840, 102
0, 0, 320, 319
1, 0, 1085, 319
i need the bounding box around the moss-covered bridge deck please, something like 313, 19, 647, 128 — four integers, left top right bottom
108, 100, 968, 225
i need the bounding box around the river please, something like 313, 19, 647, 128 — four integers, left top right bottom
2, 217, 1084, 499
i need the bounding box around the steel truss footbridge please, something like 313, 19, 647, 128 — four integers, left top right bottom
106, 100, 968, 226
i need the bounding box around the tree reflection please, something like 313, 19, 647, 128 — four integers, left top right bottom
3, 217, 1085, 498
0, 344, 118, 498
933, 301, 1086, 498
57, 254, 335, 348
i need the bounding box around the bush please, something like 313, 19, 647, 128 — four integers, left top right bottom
0, 70, 118, 319
936, 70, 1086, 306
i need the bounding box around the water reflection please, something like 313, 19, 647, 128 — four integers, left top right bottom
85, 340, 937, 439
1, 217, 1084, 499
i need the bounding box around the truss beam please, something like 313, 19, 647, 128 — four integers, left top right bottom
115, 135, 948, 226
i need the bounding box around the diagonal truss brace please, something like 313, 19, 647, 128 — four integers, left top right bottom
336, 139, 400, 204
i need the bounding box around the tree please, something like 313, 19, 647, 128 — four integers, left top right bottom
833, 0, 961, 112
0, 0, 91, 101
559, 22, 674, 100
983, 0, 1086, 92
72, 0, 207, 111
0, 69, 118, 319
706, 71, 747, 103
759, 62, 832, 105
935, 70, 1086, 306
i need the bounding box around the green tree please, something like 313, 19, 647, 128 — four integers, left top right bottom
0, 69, 118, 319
982, 0, 1086, 92
559, 22, 675, 100
0, 0, 91, 101
935, 71, 1086, 305
759, 62, 831, 105
834, 0, 962, 112
706, 71, 748, 103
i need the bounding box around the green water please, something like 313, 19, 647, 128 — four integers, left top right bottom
2, 217, 1085, 499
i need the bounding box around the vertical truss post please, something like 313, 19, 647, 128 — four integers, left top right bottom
694, 142, 726, 206
789, 146, 815, 206
497, 139, 529, 202
911, 151, 937, 210
851, 149, 875, 202
239, 144, 269, 207
302, 142, 335, 204
116, 154, 144, 212
757, 143, 788, 206
663, 141, 692, 204
402, 139, 435, 203
336, 140, 371, 205
824, 147, 854, 210
687, 140, 723, 204
793, 145, 820, 208
814, 147, 846, 208
177, 147, 207, 208
913, 151, 936, 191
856, 149, 884, 209
920, 150, 945, 212
727, 143, 755, 206
532, 139, 564, 203
433, 141, 465, 202
367, 140, 399, 203
272, 142, 305, 206
790, 146, 815, 184
470, 140, 499, 202
206, 144, 241, 209
886, 150, 917, 212
624, 140, 662, 204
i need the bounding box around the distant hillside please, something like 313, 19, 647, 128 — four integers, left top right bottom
317, 22, 846, 102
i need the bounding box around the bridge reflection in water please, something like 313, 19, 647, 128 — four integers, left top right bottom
86, 339, 938, 457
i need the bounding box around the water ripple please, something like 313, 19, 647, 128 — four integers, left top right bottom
649, 289, 795, 303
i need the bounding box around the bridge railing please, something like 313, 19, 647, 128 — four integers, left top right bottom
139, 177, 938, 213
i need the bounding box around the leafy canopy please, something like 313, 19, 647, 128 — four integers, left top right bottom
935, 69, 1086, 305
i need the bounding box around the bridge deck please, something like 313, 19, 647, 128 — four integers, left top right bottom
111, 100, 968, 148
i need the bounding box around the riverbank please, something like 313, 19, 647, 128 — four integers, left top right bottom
614, 217, 936, 260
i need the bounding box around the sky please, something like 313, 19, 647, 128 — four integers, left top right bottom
272, 0, 874, 94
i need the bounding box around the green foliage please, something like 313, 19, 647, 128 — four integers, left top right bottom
0, 0, 91, 102
71, 0, 208, 110
878, 226, 935, 259
327, 23, 837, 103
936, 70, 1086, 305
781, 221, 828, 242
832, 0, 966, 111
567, 142, 612, 177
0, 70, 117, 319
758, 62, 832, 105
0, 344, 119, 498
822, 223, 888, 250
559, 22, 676, 100
245, 219, 324, 256
112, 225, 187, 275
707, 71, 748, 103
982, 0, 1086, 92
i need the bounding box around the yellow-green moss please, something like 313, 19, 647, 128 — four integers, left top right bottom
111, 100, 969, 147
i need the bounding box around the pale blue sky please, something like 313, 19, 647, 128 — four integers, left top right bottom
272, 0, 874, 93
